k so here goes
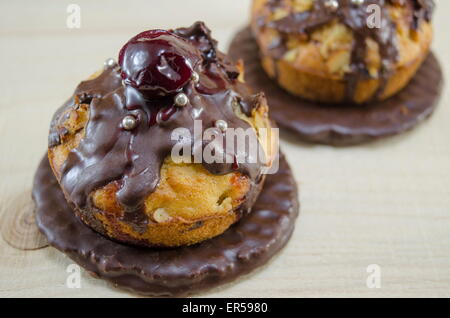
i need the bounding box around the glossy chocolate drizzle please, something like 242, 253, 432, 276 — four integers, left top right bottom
263, 0, 434, 101
49, 22, 266, 230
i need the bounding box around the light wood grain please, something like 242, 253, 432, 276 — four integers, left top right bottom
1, 189, 48, 250
0, 0, 449, 298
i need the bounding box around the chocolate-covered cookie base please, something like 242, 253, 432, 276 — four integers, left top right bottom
229, 27, 443, 146
33, 153, 299, 297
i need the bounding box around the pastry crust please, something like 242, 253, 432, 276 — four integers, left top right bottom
48, 70, 275, 248
251, 0, 433, 104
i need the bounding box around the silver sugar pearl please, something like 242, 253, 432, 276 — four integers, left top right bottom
352, 0, 364, 5
122, 115, 138, 130
174, 93, 189, 107
191, 72, 200, 83
324, 0, 339, 10
104, 58, 117, 69
215, 119, 228, 132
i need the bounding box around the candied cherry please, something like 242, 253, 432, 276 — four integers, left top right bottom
119, 30, 200, 97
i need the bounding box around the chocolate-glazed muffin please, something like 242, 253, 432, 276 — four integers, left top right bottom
251, 0, 435, 104
47, 22, 276, 248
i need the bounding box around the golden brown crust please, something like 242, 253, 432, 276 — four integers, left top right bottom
251, 0, 433, 104
48, 70, 275, 248
90, 162, 247, 247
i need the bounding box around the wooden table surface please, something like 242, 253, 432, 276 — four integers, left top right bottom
1, 0, 449, 298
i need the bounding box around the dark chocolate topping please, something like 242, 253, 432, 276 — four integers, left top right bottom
262, 0, 434, 101
49, 22, 266, 230
33, 153, 299, 297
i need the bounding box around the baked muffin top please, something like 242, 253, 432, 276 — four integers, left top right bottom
252, 0, 434, 99
48, 22, 274, 245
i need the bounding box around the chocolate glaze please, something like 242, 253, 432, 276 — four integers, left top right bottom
229, 27, 443, 146
259, 0, 434, 101
33, 153, 299, 297
49, 22, 267, 231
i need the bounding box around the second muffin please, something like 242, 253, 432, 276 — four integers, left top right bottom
251, 0, 434, 104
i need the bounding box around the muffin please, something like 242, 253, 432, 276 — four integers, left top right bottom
48, 22, 276, 248
251, 0, 435, 104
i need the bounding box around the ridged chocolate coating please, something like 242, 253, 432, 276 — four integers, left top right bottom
33, 153, 299, 297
